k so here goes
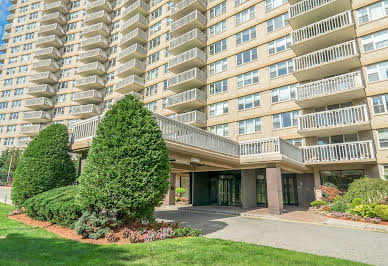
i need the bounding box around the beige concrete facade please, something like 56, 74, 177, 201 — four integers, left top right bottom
1, 0, 388, 184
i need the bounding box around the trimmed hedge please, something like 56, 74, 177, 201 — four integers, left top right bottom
375, 205, 388, 221
12, 124, 77, 206
24, 185, 82, 227
344, 178, 388, 204
77, 95, 170, 222
310, 200, 327, 207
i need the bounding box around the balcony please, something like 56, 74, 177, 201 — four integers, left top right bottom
36, 35, 63, 48
170, 110, 206, 128
76, 75, 105, 90
168, 48, 206, 73
119, 29, 147, 49
32, 59, 60, 72
296, 71, 365, 108
41, 12, 67, 25
291, 11, 355, 55
170, 10, 206, 37
81, 35, 109, 50
85, 10, 111, 26
115, 75, 145, 94
78, 62, 106, 77
6, 14, 13, 22
35, 47, 62, 60
27, 84, 56, 97
86, 0, 112, 13
23, 111, 52, 123
0, 44, 7, 53
38, 23, 65, 37
72, 90, 103, 104
116, 59, 145, 78
20, 125, 46, 136
79, 48, 108, 63
8, 5, 16, 13
167, 68, 206, 93
170, 0, 207, 20
112, 91, 144, 104
4, 24, 11, 33
18, 139, 31, 147
44, 0, 70, 3
165, 88, 207, 112
25, 97, 54, 110
298, 105, 370, 137
169, 28, 206, 55
43, 1, 68, 14
30, 72, 58, 84
2, 32, 10, 42
0, 54, 4, 64
122, 0, 149, 20
289, 0, 352, 29
293, 40, 360, 81
71, 104, 102, 119
117, 43, 147, 63
120, 14, 148, 35
83, 23, 110, 38
302, 140, 375, 164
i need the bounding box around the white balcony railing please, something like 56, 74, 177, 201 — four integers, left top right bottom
81, 35, 109, 48
168, 47, 206, 70
78, 62, 106, 74
37, 35, 63, 47
73, 90, 103, 101
43, 1, 68, 13
76, 75, 105, 88
39, 23, 65, 36
25, 97, 54, 107
23, 111, 51, 121
298, 105, 369, 131
171, 110, 206, 125
117, 43, 147, 61
169, 28, 207, 52
289, 0, 334, 19
35, 47, 62, 59
85, 10, 111, 24
71, 104, 102, 115
84, 22, 110, 36
165, 88, 206, 107
302, 140, 375, 163
79, 48, 108, 61
41, 12, 67, 24
86, 0, 112, 12
170, 10, 206, 34
32, 59, 59, 70
116, 59, 145, 76
167, 68, 206, 88
27, 84, 56, 95
171, 0, 207, 18
296, 71, 363, 101
293, 40, 358, 72
119, 28, 147, 47
122, 0, 149, 19
292, 11, 353, 45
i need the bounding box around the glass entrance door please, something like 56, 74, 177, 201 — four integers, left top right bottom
209, 174, 241, 206
256, 174, 267, 206
282, 174, 298, 205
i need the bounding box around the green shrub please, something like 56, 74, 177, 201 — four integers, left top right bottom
330, 197, 349, 213
23, 185, 82, 227
74, 211, 116, 239
12, 124, 77, 206
174, 227, 202, 237
349, 203, 376, 218
375, 205, 388, 221
310, 200, 327, 207
77, 95, 170, 222
175, 188, 186, 195
344, 177, 388, 204
350, 198, 365, 209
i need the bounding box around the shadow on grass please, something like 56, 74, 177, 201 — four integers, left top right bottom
0, 233, 141, 265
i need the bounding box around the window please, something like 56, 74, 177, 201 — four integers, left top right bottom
111, 33, 119, 42
209, 20, 226, 37
4, 138, 14, 146
106, 72, 115, 82
65, 33, 76, 42
69, 11, 79, 19
27, 22, 36, 30
287, 138, 303, 147
209, 39, 227, 55
266, 0, 287, 11
238, 93, 260, 110
70, 0, 80, 8
10, 46, 19, 54
19, 65, 28, 73
25, 32, 34, 40
145, 84, 158, 96
209, 124, 229, 137
366, 61, 388, 82
166, 17, 173, 26
2, 91, 11, 98
267, 13, 289, 32
145, 101, 158, 112
9, 57, 17, 64
210, 2, 226, 19
11, 100, 21, 108
271, 84, 296, 103
237, 70, 259, 88
20, 6, 28, 12
31, 2, 40, 9
372, 94, 388, 114
6, 68, 16, 75
236, 48, 257, 65
235, 7, 255, 25
9, 112, 19, 120
67, 22, 77, 30
0, 114, 5, 120
382, 165, 388, 179
58, 81, 69, 90
148, 51, 160, 64
238, 118, 262, 134
268, 35, 291, 54
15, 26, 24, 33
357, 1, 388, 25
62, 57, 72, 65
209, 59, 227, 75
209, 79, 227, 95
56, 94, 67, 103
235, 26, 256, 45
7, 125, 16, 133
163, 63, 168, 73
23, 43, 32, 50
21, 54, 30, 62
108, 58, 116, 68
361, 29, 388, 52
235, 0, 248, 7
146, 67, 159, 80
29, 12, 38, 19
105, 86, 113, 96
149, 22, 161, 35
112, 21, 120, 30
15, 88, 24, 96
272, 111, 299, 129
17, 16, 26, 23
54, 107, 65, 116
0, 102, 8, 109
13, 36, 22, 43
16, 76, 26, 84
151, 7, 162, 20
4, 79, 13, 86
149, 36, 160, 49
209, 101, 228, 116
269, 59, 294, 78
377, 128, 388, 148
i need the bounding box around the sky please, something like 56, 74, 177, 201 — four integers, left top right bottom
0, 0, 11, 46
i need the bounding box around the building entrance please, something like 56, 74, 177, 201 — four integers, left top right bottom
209, 172, 241, 206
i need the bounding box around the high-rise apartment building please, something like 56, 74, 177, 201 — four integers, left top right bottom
1, 0, 388, 213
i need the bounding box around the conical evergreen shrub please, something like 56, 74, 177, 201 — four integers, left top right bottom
12, 124, 77, 206
77, 95, 170, 221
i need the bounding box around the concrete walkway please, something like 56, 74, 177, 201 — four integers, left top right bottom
0, 186, 12, 205
155, 208, 388, 265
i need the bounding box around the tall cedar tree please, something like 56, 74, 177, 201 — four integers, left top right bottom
12, 124, 77, 206
77, 95, 170, 221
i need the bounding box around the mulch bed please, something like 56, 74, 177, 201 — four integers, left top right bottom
9, 214, 138, 245
329, 216, 388, 226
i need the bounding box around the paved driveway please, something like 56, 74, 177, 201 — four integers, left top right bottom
155, 209, 388, 266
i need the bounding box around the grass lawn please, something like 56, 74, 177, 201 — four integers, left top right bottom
0, 203, 365, 266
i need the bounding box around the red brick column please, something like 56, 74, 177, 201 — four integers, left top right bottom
163, 173, 176, 206
266, 167, 283, 215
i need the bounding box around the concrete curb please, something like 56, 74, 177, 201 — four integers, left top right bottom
323, 218, 388, 233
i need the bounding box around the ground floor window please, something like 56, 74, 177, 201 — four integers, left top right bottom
320, 170, 364, 191
382, 165, 388, 180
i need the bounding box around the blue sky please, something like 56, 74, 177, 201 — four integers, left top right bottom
0, 0, 11, 46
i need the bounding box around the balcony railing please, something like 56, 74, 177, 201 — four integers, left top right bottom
119, 28, 147, 48
122, 0, 149, 20
72, 90, 103, 103
115, 75, 145, 93
168, 47, 206, 73
4, 24, 11, 33
79, 48, 108, 63
32, 59, 60, 71
36, 35, 63, 48
165, 88, 207, 109
27, 84, 56, 96
0, 44, 7, 52
292, 11, 353, 47
169, 28, 207, 55
76, 75, 105, 89
296, 71, 364, 102
302, 141, 375, 163
25, 97, 54, 109
83, 22, 110, 38
35, 47, 62, 60
81, 35, 109, 50
117, 43, 147, 62
38, 23, 65, 36
30, 72, 58, 84
170, 110, 206, 127
86, 0, 112, 13
20, 125, 46, 136
71, 104, 102, 117
112, 91, 144, 104
170, 10, 207, 37
116, 59, 145, 77
23, 111, 52, 122
6, 14, 13, 22
298, 105, 369, 131
171, 0, 207, 20
120, 13, 148, 35
2, 32, 9, 41
167, 68, 206, 93
85, 10, 111, 25
43, 1, 68, 14
41, 12, 67, 25
78, 62, 106, 76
